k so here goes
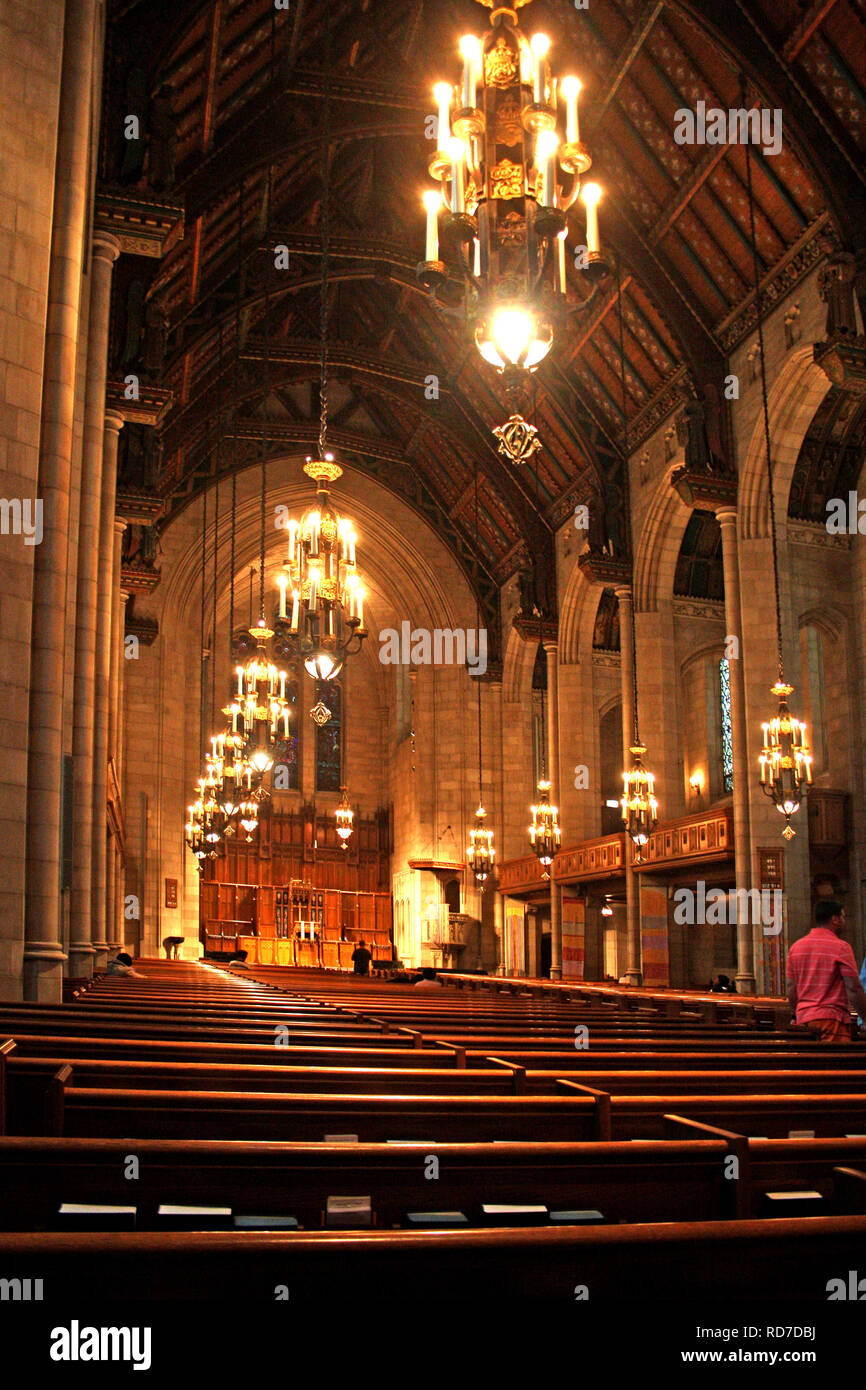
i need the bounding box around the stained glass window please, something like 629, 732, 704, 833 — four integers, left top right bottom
719, 658, 734, 793
273, 678, 300, 790
315, 679, 342, 792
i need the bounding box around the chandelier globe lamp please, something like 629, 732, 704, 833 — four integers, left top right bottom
419, 0, 608, 410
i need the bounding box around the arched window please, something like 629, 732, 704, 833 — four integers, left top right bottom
719, 659, 734, 793
315, 679, 342, 791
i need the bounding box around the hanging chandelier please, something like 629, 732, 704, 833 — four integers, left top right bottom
621, 742, 658, 864
419, 1, 607, 444
231, 643, 292, 775
743, 109, 811, 840
277, 456, 366, 684
335, 786, 355, 849
759, 682, 812, 838
468, 804, 495, 884
529, 779, 561, 870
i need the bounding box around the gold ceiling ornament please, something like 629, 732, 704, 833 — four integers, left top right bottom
418, 3, 609, 441
310, 700, 332, 727
493, 412, 542, 465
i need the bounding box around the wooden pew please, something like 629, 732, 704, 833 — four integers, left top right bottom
56, 1082, 602, 1143
5, 1035, 451, 1068
0, 1134, 744, 1227
2, 1217, 862, 1300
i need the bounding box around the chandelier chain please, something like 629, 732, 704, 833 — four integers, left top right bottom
211, 319, 222, 722
744, 116, 784, 683
259, 164, 272, 625
475, 460, 482, 803
229, 177, 244, 651
318, 14, 332, 459
199, 463, 208, 761
619, 262, 639, 750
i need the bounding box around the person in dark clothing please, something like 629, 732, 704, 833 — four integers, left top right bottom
710, 974, 737, 993
351, 940, 372, 976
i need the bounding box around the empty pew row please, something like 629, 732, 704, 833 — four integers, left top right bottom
1, 1217, 862, 1301
1, 1134, 865, 1229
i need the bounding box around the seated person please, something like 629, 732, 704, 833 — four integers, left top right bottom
106, 951, 146, 978
351, 940, 372, 976
228, 950, 249, 969
711, 974, 737, 993
413, 967, 444, 990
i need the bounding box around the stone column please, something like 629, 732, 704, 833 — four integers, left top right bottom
91, 411, 124, 968
24, 0, 99, 1001
716, 505, 756, 993
543, 641, 562, 980
616, 585, 642, 984
106, 522, 127, 951
68, 232, 120, 979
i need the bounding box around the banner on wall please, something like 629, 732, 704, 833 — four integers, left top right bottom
561, 895, 585, 980
640, 883, 670, 986
505, 899, 525, 976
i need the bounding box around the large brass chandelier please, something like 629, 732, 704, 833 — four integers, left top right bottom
744, 115, 811, 838
529, 779, 560, 869
277, 456, 366, 683
418, 0, 606, 454
621, 743, 658, 864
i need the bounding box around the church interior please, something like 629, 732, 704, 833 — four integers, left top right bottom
1, 0, 865, 1333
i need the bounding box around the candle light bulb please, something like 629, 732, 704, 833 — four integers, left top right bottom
449, 136, 466, 214
423, 189, 440, 261
561, 75, 582, 144
459, 35, 481, 109
433, 82, 452, 147
581, 181, 602, 254
530, 33, 550, 104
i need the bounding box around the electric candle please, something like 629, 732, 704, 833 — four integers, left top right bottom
561, 76, 581, 144
434, 82, 451, 147
581, 182, 601, 254
530, 34, 550, 104
423, 190, 440, 261
459, 36, 480, 108
449, 136, 465, 214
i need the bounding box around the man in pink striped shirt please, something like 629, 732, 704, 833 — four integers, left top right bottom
786, 900, 866, 1042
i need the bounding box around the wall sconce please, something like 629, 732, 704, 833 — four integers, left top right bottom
689, 772, 704, 797
600, 896, 613, 917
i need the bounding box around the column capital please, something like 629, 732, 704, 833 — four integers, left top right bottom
104, 409, 125, 435
91, 231, 122, 265
614, 583, 633, 604
114, 518, 128, 537
715, 504, 738, 527
542, 639, 558, 655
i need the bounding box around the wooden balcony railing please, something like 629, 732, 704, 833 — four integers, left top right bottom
498, 808, 734, 896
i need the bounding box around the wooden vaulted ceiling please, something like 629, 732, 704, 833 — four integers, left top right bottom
103, 0, 866, 606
